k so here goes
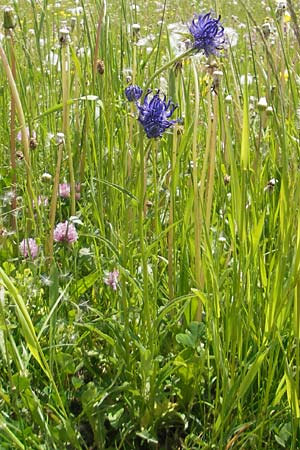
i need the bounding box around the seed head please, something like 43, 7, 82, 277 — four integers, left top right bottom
96, 59, 105, 75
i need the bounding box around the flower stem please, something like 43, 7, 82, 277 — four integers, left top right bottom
138, 129, 151, 349
143, 48, 194, 94
205, 91, 218, 231
0, 43, 35, 224
47, 137, 64, 262
191, 61, 202, 321
61, 35, 76, 217
93, 0, 106, 76
168, 126, 178, 301
6, 30, 17, 230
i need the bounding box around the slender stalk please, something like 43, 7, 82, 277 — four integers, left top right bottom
0, 43, 35, 223
7, 29, 17, 230
191, 61, 202, 321
139, 129, 151, 348
93, 0, 106, 76
205, 90, 218, 231
199, 88, 212, 244
143, 48, 194, 94
152, 140, 159, 311
287, 0, 300, 49
168, 127, 178, 300
47, 135, 65, 262
61, 29, 76, 216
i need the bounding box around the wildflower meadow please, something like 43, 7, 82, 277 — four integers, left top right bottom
0, 0, 300, 448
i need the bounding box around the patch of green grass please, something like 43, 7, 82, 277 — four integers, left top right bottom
0, 0, 300, 448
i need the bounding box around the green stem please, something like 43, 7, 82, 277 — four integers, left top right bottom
7, 31, 17, 230
191, 61, 202, 320
139, 129, 151, 349
0, 43, 35, 224
143, 48, 194, 94
61, 37, 76, 216
205, 92, 218, 231
168, 127, 178, 301
93, 0, 106, 76
47, 137, 64, 262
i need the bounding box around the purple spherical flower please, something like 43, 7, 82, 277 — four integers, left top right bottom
125, 84, 143, 102
19, 238, 39, 259
53, 221, 78, 244
137, 90, 180, 139
188, 12, 225, 57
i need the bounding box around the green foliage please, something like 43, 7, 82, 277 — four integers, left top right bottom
0, 0, 300, 448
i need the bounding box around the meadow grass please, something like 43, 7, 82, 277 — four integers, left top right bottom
0, 0, 300, 448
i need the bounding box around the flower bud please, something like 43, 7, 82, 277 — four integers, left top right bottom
3, 7, 16, 30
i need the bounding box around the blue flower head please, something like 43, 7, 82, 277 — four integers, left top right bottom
125, 84, 143, 102
189, 12, 225, 57
137, 90, 180, 139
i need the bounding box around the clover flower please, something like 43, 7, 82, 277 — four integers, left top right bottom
53, 221, 78, 244
104, 270, 119, 291
137, 90, 180, 139
59, 183, 70, 198
125, 84, 143, 102
188, 12, 225, 57
58, 183, 81, 200
19, 238, 39, 259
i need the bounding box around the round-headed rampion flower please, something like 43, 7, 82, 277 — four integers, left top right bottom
19, 238, 39, 259
125, 84, 143, 102
137, 90, 180, 139
188, 12, 225, 57
53, 221, 78, 244
104, 270, 119, 291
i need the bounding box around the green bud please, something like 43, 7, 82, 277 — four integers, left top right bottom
3, 7, 16, 30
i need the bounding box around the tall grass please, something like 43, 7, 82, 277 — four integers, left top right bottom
0, 0, 300, 448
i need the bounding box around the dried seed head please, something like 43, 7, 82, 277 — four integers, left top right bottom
29, 138, 37, 150
224, 174, 231, 185
70, 17, 76, 31
264, 178, 278, 192
262, 22, 272, 38
59, 28, 71, 45
96, 59, 105, 75
132, 23, 141, 37
16, 150, 24, 160
257, 97, 268, 111
276, 2, 287, 20
145, 200, 153, 208
212, 70, 223, 93
174, 60, 183, 76
56, 132, 65, 144
205, 61, 219, 76
41, 172, 52, 182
